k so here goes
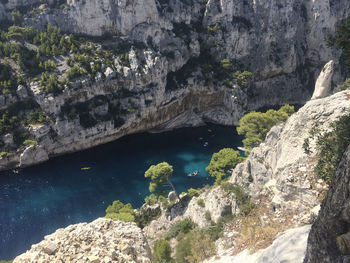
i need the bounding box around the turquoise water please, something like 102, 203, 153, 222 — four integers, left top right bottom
0, 124, 242, 260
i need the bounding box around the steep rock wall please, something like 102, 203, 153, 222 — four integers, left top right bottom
304, 146, 350, 263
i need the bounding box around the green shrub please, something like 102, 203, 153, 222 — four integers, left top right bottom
175, 233, 193, 263
23, 139, 37, 147
305, 114, 350, 183
105, 200, 135, 222
188, 188, 199, 198
185, 232, 216, 263
175, 232, 216, 263
165, 218, 196, 240
221, 182, 255, 215
327, 17, 350, 67
201, 214, 234, 241
144, 193, 158, 205
334, 78, 350, 93
237, 104, 294, 153
135, 206, 161, 229
197, 199, 205, 207
0, 151, 11, 158
206, 148, 243, 184
153, 239, 173, 263
26, 109, 50, 125
205, 211, 211, 221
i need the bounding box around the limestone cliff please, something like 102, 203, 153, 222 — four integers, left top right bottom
304, 146, 350, 263
0, 0, 349, 171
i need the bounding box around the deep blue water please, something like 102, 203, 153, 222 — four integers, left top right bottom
0, 124, 242, 260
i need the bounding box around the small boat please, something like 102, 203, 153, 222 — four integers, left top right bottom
237, 147, 246, 152
81, 167, 91, 170
203, 142, 208, 147
12, 169, 19, 174
188, 171, 199, 177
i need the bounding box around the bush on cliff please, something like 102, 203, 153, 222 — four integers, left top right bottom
105, 200, 135, 222
237, 104, 294, 153
304, 114, 350, 183
153, 239, 174, 263
206, 148, 243, 185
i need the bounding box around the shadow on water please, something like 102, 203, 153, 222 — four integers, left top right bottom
0, 124, 243, 260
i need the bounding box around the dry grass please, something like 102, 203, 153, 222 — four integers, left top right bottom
230, 195, 294, 254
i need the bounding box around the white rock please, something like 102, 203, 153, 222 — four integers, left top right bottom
311, 60, 334, 100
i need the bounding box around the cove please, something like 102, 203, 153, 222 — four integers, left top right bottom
0, 124, 243, 260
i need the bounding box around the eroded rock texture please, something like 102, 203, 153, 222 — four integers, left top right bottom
304, 146, 350, 263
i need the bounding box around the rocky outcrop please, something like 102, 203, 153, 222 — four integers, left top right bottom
204, 225, 311, 263
304, 146, 350, 263
13, 218, 152, 263
230, 90, 350, 214
19, 145, 49, 168
311, 60, 335, 100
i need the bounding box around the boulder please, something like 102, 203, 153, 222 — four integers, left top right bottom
19, 145, 49, 167
311, 60, 334, 100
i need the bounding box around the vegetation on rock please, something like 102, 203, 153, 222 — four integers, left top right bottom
153, 239, 174, 263
304, 114, 350, 183
145, 162, 179, 199
206, 148, 243, 185
105, 200, 135, 222
237, 104, 294, 153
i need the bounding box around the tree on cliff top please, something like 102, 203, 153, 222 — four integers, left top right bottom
145, 162, 179, 200
237, 104, 294, 153
206, 148, 243, 185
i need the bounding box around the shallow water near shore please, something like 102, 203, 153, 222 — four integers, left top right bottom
0, 124, 243, 260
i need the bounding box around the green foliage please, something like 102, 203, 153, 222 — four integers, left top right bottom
185, 232, 216, 263
23, 139, 38, 147
201, 214, 234, 241
66, 65, 87, 80
165, 218, 196, 240
26, 109, 50, 125
205, 211, 211, 221
221, 182, 255, 215
187, 188, 199, 198
306, 114, 350, 183
105, 200, 135, 222
175, 232, 216, 263
197, 198, 205, 207
135, 206, 161, 229
206, 148, 243, 185
153, 239, 173, 263
0, 111, 17, 135
12, 10, 23, 26
329, 17, 350, 67
0, 151, 12, 158
144, 162, 175, 193
144, 193, 158, 205
175, 233, 193, 263
207, 23, 220, 35
40, 72, 60, 94
237, 104, 294, 153
233, 70, 253, 87
334, 78, 350, 93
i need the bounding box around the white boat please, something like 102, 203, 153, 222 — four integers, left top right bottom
188, 171, 199, 177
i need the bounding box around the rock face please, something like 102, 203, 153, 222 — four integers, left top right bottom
19, 146, 49, 168
230, 90, 350, 214
204, 225, 311, 263
13, 218, 152, 263
311, 60, 335, 100
0, 0, 348, 171
304, 146, 350, 263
